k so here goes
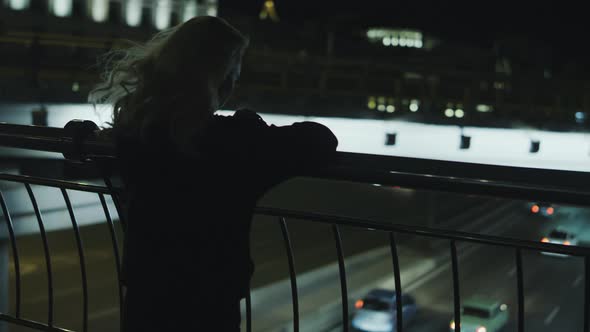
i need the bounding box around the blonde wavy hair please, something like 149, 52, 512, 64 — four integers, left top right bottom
89, 16, 249, 150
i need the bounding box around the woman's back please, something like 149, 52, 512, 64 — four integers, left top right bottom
117, 109, 338, 331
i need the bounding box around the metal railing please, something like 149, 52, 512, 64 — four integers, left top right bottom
1, 120, 590, 332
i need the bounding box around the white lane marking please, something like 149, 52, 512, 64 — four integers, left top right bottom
544, 306, 560, 325
406, 240, 495, 293
405, 261, 452, 293
405, 211, 518, 293
507, 267, 516, 277
572, 274, 584, 288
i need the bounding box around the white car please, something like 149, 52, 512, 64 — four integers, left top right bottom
449, 297, 508, 332
351, 289, 417, 332
541, 228, 578, 257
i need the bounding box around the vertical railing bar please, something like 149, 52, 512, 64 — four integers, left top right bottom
102, 177, 126, 232
332, 224, 349, 332
24, 183, 54, 326
279, 217, 299, 332
101, 175, 128, 315
516, 248, 524, 332
585, 255, 589, 332
245, 288, 252, 332
0, 190, 21, 318
61, 189, 88, 332
450, 240, 461, 332
515, 248, 524, 332
389, 232, 403, 332
98, 193, 123, 332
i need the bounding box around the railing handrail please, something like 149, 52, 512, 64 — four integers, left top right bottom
0, 122, 115, 159
3, 121, 590, 332
2, 121, 590, 206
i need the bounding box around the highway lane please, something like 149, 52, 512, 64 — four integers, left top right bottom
334, 203, 590, 332
403, 214, 586, 332
4, 222, 123, 332
242, 201, 518, 331
0, 181, 531, 332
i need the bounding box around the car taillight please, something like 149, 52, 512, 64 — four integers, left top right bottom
355, 300, 363, 309
546, 207, 554, 215
531, 205, 540, 213
541, 237, 549, 243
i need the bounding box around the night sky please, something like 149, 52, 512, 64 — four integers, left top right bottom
220, 0, 590, 62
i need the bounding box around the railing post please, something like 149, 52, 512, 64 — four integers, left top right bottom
0, 240, 8, 332
585, 255, 589, 332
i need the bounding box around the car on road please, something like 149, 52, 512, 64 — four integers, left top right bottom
351, 289, 417, 332
541, 228, 578, 256
529, 202, 555, 217
449, 297, 508, 332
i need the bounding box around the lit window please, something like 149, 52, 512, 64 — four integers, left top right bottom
153, 0, 172, 30
124, 0, 143, 26
50, 0, 72, 17
367, 97, 377, 110
476, 104, 492, 112
89, 0, 109, 22
445, 108, 454, 117
182, 0, 198, 21
7, 0, 30, 10
575, 111, 586, 123
366, 28, 423, 49
259, 0, 277, 21
206, 3, 217, 16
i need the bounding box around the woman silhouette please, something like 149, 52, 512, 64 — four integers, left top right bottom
89, 16, 338, 331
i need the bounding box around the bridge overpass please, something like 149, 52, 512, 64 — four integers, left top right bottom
2, 104, 589, 171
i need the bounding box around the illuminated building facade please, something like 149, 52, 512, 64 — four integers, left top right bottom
0, 1, 588, 130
